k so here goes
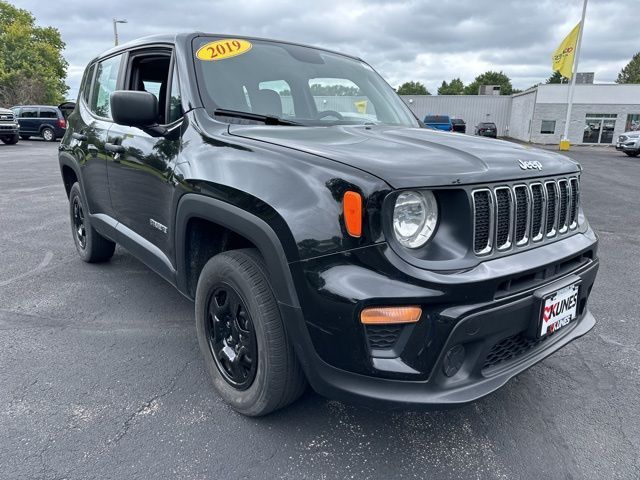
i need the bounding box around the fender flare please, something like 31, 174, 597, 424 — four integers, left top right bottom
58, 152, 85, 199
174, 194, 301, 308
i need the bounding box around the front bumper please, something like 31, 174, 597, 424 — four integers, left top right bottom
616, 142, 639, 151
286, 231, 598, 407
0, 124, 19, 135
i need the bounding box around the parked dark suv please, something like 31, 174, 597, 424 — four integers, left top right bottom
59, 33, 599, 416
451, 118, 466, 133
475, 121, 498, 138
11, 105, 67, 141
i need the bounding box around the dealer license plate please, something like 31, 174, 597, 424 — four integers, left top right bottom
540, 283, 579, 337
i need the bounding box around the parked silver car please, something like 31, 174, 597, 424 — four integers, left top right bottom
616, 131, 640, 157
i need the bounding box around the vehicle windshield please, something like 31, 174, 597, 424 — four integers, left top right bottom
424, 116, 450, 124
192, 37, 419, 128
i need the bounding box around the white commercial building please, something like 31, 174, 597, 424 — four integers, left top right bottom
401, 84, 640, 145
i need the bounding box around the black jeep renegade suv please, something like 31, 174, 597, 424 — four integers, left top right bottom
58, 33, 599, 416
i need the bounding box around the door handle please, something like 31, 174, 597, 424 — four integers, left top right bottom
105, 142, 125, 154
71, 132, 87, 141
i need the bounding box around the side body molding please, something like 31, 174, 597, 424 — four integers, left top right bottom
174, 194, 301, 308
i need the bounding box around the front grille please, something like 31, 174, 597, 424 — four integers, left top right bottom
472, 190, 492, 254
514, 185, 529, 244
366, 325, 402, 350
530, 183, 544, 241
483, 333, 547, 370
472, 176, 580, 255
545, 182, 557, 235
0, 113, 15, 122
569, 179, 579, 226
495, 188, 512, 249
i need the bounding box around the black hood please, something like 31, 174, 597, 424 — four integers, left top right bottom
228, 125, 580, 188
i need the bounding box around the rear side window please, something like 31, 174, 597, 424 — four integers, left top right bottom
424, 115, 450, 123
20, 107, 38, 118
39, 109, 57, 118
90, 54, 122, 118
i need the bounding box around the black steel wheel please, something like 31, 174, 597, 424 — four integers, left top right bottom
68, 182, 115, 263
72, 195, 87, 249
195, 249, 306, 416
206, 283, 258, 390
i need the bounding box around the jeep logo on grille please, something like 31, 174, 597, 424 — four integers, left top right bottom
518, 160, 543, 171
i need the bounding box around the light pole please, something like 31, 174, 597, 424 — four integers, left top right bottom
113, 18, 127, 46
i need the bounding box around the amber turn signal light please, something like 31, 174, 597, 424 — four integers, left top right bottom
360, 306, 422, 325
343, 191, 362, 238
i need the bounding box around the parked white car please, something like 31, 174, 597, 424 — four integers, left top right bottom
615, 131, 640, 157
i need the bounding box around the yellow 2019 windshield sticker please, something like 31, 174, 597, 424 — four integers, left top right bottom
196, 39, 252, 61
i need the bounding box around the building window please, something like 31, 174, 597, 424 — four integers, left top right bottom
541, 120, 556, 134
583, 113, 617, 144
625, 114, 640, 132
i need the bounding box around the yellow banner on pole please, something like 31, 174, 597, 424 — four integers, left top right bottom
552, 22, 581, 79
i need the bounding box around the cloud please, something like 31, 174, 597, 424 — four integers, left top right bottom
11, 0, 636, 98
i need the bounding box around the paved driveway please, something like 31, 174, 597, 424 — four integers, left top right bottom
0, 141, 638, 479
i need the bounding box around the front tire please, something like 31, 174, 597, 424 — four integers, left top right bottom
42, 127, 55, 142
1, 134, 19, 145
68, 182, 115, 262
195, 249, 306, 416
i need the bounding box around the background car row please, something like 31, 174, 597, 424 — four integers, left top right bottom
422, 114, 497, 138
0, 102, 73, 144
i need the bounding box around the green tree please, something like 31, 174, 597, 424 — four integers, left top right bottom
616, 52, 640, 84
463, 71, 513, 95
546, 71, 568, 84
0, 1, 68, 105
397, 81, 430, 95
309, 84, 361, 96
437, 78, 464, 95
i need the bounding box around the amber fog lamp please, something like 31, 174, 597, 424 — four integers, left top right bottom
360, 306, 422, 325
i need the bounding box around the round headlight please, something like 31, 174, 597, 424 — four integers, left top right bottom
393, 190, 438, 248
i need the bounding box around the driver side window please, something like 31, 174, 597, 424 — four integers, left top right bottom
126, 52, 172, 124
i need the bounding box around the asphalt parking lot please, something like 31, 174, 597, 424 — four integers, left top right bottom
1, 139, 638, 479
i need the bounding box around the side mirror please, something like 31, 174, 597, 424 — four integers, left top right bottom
110, 90, 158, 128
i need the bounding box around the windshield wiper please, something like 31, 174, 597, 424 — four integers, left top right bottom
214, 109, 301, 126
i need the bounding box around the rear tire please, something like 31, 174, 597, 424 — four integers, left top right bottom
624, 151, 639, 157
195, 248, 306, 416
69, 182, 115, 263
1, 134, 19, 145
42, 127, 55, 142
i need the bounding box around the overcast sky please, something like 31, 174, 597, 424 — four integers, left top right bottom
11, 0, 637, 99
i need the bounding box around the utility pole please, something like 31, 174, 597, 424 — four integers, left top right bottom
113, 18, 128, 46
561, 0, 588, 146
